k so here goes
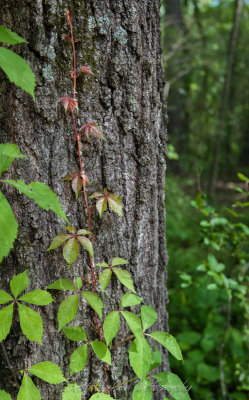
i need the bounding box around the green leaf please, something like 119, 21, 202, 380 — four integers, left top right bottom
132, 378, 152, 400
70, 344, 88, 376
63, 326, 87, 341
0, 191, 18, 263
76, 277, 82, 290
129, 337, 152, 379
154, 372, 191, 400
148, 332, 183, 361
121, 311, 143, 337
0, 26, 27, 44
0, 48, 35, 98
18, 303, 43, 344
17, 374, 41, 400
77, 235, 93, 258
77, 229, 91, 235
95, 262, 109, 268
96, 197, 107, 218
107, 194, 123, 218
62, 383, 81, 400
111, 257, 129, 266
57, 294, 79, 331
0, 143, 26, 175
18, 290, 53, 305
0, 390, 12, 400
63, 238, 79, 267
99, 269, 112, 291
238, 172, 249, 182
141, 306, 157, 331
0, 290, 13, 305
10, 270, 29, 298
91, 340, 112, 365
113, 267, 135, 293
120, 294, 143, 308
47, 234, 70, 251
4, 180, 68, 222
82, 292, 103, 318
46, 279, 76, 291
149, 346, 162, 371
89, 394, 115, 400
28, 361, 66, 384
0, 303, 13, 341
103, 311, 120, 346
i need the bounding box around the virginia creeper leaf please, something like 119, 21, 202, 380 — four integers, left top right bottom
107, 194, 123, 218
0, 48, 35, 98
0, 290, 13, 305
4, 180, 68, 222
95, 262, 109, 268
91, 340, 112, 365
96, 198, 107, 218
103, 311, 120, 346
141, 306, 157, 331
148, 332, 183, 361
0, 191, 18, 263
63, 326, 87, 341
0, 26, 27, 45
113, 268, 135, 293
132, 378, 152, 400
82, 292, 103, 318
47, 234, 70, 250
65, 226, 76, 234
18, 303, 43, 344
0, 303, 13, 341
99, 269, 112, 291
154, 372, 191, 400
0, 143, 26, 175
63, 238, 79, 267
57, 294, 79, 331
120, 294, 143, 308
77, 229, 91, 235
121, 311, 143, 337
62, 383, 81, 400
76, 277, 82, 289
28, 361, 66, 384
17, 374, 41, 400
129, 337, 152, 379
89, 394, 115, 400
77, 235, 93, 258
46, 279, 76, 291
149, 346, 162, 371
111, 257, 129, 266
10, 270, 29, 298
19, 290, 53, 305
70, 344, 88, 376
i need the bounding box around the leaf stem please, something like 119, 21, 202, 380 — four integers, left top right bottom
110, 334, 135, 351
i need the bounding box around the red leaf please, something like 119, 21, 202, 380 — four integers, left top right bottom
79, 66, 94, 75
58, 95, 78, 112
79, 122, 106, 141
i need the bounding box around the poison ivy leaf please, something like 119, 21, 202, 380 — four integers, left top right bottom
19, 290, 53, 305
111, 257, 129, 266
120, 294, 143, 308
70, 344, 88, 376
129, 337, 152, 379
76, 277, 82, 290
63, 326, 87, 341
149, 346, 162, 371
99, 269, 112, 291
121, 311, 143, 337
141, 306, 157, 331
107, 193, 123, 218
57, 294, 79, 331
148, 332, 183, 361
10, 270, 29, 298
82, 292, 103, 318
77, 235, 93, 258
89, 394, 115, 400
63, 238, 79, 267
132, 378, 152, 400
0, 303, 13, 341
154, 372, 191, 400
91, 340, 111, 365
4, 180, 68, 222
113, 267, 135, 293
28, 361, 66, 384
18, 303, 43, 344
0, 290, 13, 305
103, 311, 120, 346
0, 26, 27, 45
47, 234, 70, 250
0, 48, 35, 98
17, 374, 41, 400
0, 143, 26, 175
46, 279, 76, 291
62, 383, 81, 400
0, 191, 18, 263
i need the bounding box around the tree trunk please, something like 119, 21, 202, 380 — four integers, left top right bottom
0, 1, 168, 399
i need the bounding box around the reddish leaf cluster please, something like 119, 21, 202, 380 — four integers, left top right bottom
90, 188, 123, 218
58, 95, 78, 112
64, 170, 90, 199
80, 122, 106, 141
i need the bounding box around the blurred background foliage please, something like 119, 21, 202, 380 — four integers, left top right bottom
162, 0, 249, 399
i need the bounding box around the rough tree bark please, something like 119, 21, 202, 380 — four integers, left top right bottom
0, 1, 168, 399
